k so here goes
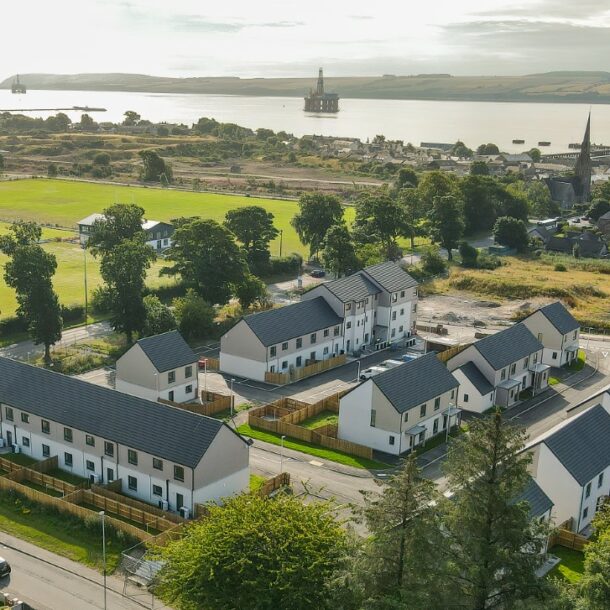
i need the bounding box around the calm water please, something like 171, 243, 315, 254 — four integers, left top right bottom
0, 89, 606, 153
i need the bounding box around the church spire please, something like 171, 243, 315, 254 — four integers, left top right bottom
575, 113, 592, 202
316, 68, 324, 95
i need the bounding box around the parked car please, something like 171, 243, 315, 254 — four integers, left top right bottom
360, 366, 386, 380
0, 557, 11, 578
572, 218, 581, 224
310, 269, 326, 278
380, 359, 403, 369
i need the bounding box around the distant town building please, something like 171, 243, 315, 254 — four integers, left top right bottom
11, 75, 26, 94
304, 68, 339, 113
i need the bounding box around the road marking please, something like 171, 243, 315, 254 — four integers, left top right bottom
309, 460, 324, 467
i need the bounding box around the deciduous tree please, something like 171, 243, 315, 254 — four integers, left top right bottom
493, 216, 529, 252
235, 274, 270, 309
87, 204, 146, 255
172, 289, 216, 342
321, 223, 359, 277
142, 295, 177, 337
427, 195, 464, 261
139, 150, 172, 182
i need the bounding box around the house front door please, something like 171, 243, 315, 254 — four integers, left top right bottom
176, 493, 184, 511
6, 431, 12, 447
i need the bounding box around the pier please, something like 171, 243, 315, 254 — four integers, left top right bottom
0, 106, 107, 113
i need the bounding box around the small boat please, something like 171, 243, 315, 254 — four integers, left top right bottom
538, 141, 551, 146
512, 139, 525, 144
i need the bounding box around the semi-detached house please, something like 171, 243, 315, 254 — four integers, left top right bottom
338, 353, 460, 455
220, 261, 418, 382
447, 323, 549, 413
0, 357, 249, 516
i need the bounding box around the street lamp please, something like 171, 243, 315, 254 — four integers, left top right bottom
83, 245, 88, 328
280, 435, 286, 473
356, 359, 361, 382
99, 510, 107, 610
230, 378, 235, 417
203, 357, 208, 396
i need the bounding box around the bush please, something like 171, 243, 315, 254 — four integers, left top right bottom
421, 247, 447, 276
261, 253, 303, 277
173, 289, 216, 342
459, 241, 479, 268
90, 285, 113, 314
61, 304, 85, 325
476, 253, 502, 270
0, 316, 27, 337
145, 281, 189, 303
554, 263, 567, 272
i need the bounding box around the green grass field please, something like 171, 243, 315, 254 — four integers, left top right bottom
548, 545, 585, 583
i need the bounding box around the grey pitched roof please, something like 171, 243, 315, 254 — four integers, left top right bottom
541, 404, 610, 486
528, 226, 550, 241
323, 273, 380, 303
598, 211, 610, 221
546, 236, 573, 254
456, 361, 494, 396
513, 477, 554, 519
362, 261, 418, 293
136, 330, 197, 373
0, 357, 236, 468
243, 297, 342, 347
373, 353, 459, 414
473, 324, 543, 371
537, 302, 580, 334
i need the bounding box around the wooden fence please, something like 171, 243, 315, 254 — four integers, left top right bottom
7, 466, 84, 496
160, 392, 232, 417
548, 528, 590, 552
264, 354, 347, 385
257, 472, 291, 497
436, 344, 469, 363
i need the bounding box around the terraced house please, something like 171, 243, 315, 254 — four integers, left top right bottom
0, 358, 249, 516
220, 261, 418, 381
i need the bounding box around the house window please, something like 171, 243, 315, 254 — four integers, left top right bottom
185, 365, 193, 378
523, 357, 529, 367
5, 407, 13, 422
168, 371, 176, 384
401, 290, 405, 297
282, 342, 288, 351
310, 351, 316, 361
323, 347, 329, 355
420, 404, 426, 418
434, 397, 441, 411
399, 326, 403, 333
22, 437, 30, 447
104, 441, 114, 457
86, 435, 95, 446
433, 419, 439, 434
296, 338, 302, 349
86, 460, 95, 471
42, 444, 50, 458
169, 391, 174, 401
552, 352, 558, 360
451, 389, 455, 400
153, 458, 163, 470
281, 361, 288, 369
346, 321, 352, 329
389, 435, 395, 446
370, 409, 376, 427
391, 329, 396, 338
128, 449, 138, 466
403, 412, 409, 422
20, 413, 29, 423
186, 384, 193, 394
400, 308, 404, 315
501, 369, 506, 381
270, 346, 277, 357
323, 329, 329, 338
128, 476, 138, 491
537, 333, 543, 342
153, 485, 163, 497
464, 394, 469, 403
510, 363, 516, 375
583, 507, 589, 520
345, 303, 351, 312
64, 452, 73, 467
573, 330, 578, 340
64, 428, 73, 443
270, 365, 275, 373
310, 333, 317, 344
334, 326, 340, 336
392, 293, 397, 302
296, 356, 302, 367
392, 311, 397, 321
534, 353, 538, 363
585, 482, 591, 498
174, 466, 185, 482
41, 419, 50, 434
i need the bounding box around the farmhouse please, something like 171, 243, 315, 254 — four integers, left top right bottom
447, 324, 548, 412
77, 213, 174, 252
337, 353, 460, 455
115, 330, 199, 403
0, 357, 249, 515
520, 301, 580, 367
526, 397, 610, 533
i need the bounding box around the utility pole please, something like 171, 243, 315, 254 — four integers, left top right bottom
83, 245, 88, 328
279, 229, 283, 257
99, 511, 107, 610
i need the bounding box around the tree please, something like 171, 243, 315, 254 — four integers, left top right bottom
235, 274, 270, 309
416, 170, 460, 214
142, 295, 177, 337
354, 453, 446, 609
87, 204, 147, 255
510, 180, 557, 219
493, 216, 529, 252
477, 143, 500, 155
321, 223, 359, 277
0, 153, 4, 172
459, 241, 479, 267
440, 411, 551, 609
139, 150, 173, 183
0, 222, 63, 363
528, 148, 542, 163
427, 195, 464, 261
400, 187, 425, 249
451, 140, 474, 158
172, 289, 216, 341
79, 114, 97, 131
291, 193, 344, 260
163, 218, 248, 305
395, 167, 419, 189
157, 493, 348, 610
353, 192, 409, 259
47, 163, 58, 177
459, 176, 502, 234
123, 110, 141, 126
587, 198, 610, 221
93, 152, 111, 166
224, 206, 279, 272
470, 161, 490, 176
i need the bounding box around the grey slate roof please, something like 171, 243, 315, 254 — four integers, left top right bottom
243, 297, 343, 347
541, 404, 610, 486
324, 273, 380, 303
136, 330, 197, 373
362, 261, 419, 293
373, 353, 459, 414
513, 477, 554, 519
474, 323, 543, 371
456, 361, 494, 396
0, 357, 235, 468
537, 302, 580, 334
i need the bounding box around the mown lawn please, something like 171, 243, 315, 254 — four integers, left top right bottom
547, 545, 585, 583
237, 423, 389, 470
300, 410, 339, 430
249, 474, 266, 491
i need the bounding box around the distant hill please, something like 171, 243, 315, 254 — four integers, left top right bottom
3, 72, 610, 103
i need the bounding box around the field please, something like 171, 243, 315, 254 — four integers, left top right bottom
429, 253, 610, 330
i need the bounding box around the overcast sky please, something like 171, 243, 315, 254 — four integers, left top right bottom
4, 0, 610, 77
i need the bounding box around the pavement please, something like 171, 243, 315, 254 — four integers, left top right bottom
0, 531, 169, 610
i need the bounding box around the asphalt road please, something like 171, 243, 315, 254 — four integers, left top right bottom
0, 532, 169, 610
